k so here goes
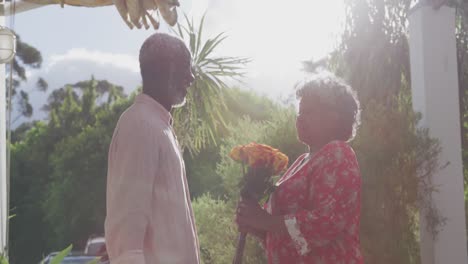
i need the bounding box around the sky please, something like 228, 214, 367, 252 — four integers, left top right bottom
10, 0, 345, 123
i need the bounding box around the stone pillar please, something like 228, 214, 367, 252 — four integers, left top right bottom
409, 5, 468, 264
0, 13, 6, 253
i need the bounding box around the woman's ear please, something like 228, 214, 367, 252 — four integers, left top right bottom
328, 110, 339, 123
325, 110, 341, 137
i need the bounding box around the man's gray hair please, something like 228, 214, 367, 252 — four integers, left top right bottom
139, 33, 189, 67
296, 72, 361, 141
139, 33, 191, 92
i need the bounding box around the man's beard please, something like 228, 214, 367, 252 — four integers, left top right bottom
171, 87, 187, 108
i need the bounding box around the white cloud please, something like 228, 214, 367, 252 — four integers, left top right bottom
47, 48, 140, 73
36, 48, 141, 93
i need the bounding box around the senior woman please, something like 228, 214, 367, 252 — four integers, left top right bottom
236, 73, 363, 263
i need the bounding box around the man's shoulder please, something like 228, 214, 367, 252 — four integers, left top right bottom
116, 104, 168, 136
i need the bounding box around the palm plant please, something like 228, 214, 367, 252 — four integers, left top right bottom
173, 14, 250, 155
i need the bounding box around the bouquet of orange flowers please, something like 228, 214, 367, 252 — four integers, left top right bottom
230, 142, 288, 264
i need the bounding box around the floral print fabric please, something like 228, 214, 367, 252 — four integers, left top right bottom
265, 141, 363, 264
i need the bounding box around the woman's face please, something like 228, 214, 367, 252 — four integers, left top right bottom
296, 96, 338, 148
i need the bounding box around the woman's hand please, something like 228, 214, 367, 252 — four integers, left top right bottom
236, 199, 287, 234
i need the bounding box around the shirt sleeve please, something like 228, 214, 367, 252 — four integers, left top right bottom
105, 118, 160, 264
283, 142, 361, 256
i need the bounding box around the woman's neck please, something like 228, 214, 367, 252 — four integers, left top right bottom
307, 139, 332, 156
308, 146, 317, 156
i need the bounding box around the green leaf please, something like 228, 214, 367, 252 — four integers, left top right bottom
197, 33, 227, 63
50, 245, 73, 264
189, 32, 196, 55
0, 255, 8, 264
177, 23, 184, 40
195, 13, 206, 57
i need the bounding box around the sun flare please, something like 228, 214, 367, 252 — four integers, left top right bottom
185, 0, 345, 97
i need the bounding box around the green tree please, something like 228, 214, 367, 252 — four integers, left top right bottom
192, 195, 239, 264
42, 79, 129, 248
8, 36, 48, 121
9, 78, 129, 263
9, 122, 52, 264
329, 0, 445, 262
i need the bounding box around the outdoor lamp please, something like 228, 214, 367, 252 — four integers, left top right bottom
0, 27, 16, 64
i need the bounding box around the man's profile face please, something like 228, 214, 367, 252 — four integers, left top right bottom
171, 53, 195, 108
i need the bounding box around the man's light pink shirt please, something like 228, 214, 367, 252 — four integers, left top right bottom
105, 93, 200, 264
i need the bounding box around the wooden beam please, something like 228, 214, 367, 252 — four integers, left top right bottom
23, 0, 112, 7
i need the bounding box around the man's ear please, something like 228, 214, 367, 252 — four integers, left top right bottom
167, 61, 177, 88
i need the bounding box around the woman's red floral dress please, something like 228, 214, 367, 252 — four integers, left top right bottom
264, 141, 363, 264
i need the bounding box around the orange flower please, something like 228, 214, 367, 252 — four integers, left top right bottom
229, 142, 289, 174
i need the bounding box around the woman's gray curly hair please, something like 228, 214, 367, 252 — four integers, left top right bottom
296, 72, 361, 142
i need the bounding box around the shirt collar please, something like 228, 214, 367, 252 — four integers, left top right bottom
135, 93, 173, 125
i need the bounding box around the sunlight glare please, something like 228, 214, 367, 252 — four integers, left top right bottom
186, 0, 345, 98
